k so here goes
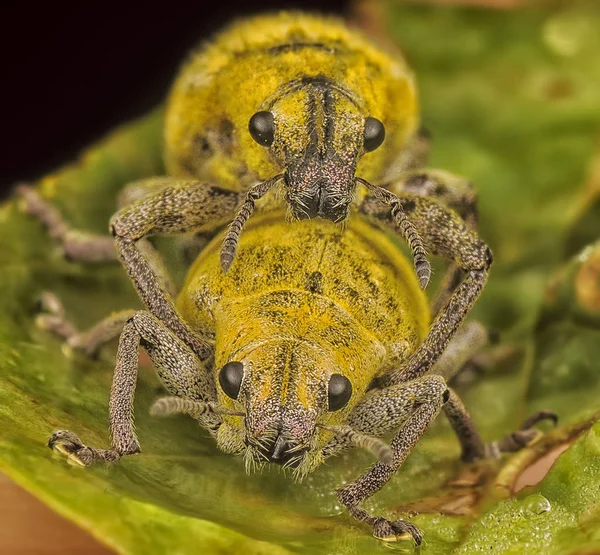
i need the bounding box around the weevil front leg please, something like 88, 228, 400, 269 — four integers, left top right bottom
361, 191, 492, 386
331, 376, 556, 545
49, 311, 218, 466
333, 375, 449, 545
110, 179, 241, 358
388, 169, 479, 313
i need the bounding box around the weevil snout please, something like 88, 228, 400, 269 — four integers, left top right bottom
285, 173, 354, 222
254, 428, 308, 467
245, 405, 316, 468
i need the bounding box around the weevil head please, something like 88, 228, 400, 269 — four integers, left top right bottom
214, 338, 363, 478
248, 76, 386, 222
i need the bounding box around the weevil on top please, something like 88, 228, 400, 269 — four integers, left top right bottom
19, 11, 484, 364
18, 12, 556, 545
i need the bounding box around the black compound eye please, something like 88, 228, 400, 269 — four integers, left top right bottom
219, 361, 244, 400
249, 111, 275, 146
363, 117, 385, 152
328, 374, 352, 411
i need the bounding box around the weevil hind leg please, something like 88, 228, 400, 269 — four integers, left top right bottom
49, 310, 218, 466
430, 323, 557, 460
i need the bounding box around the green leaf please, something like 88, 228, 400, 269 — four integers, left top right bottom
1, 2, 600, 553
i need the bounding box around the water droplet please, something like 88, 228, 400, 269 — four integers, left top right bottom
520, 493, 551, 517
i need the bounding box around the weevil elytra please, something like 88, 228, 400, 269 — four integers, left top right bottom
45, 212, 555, 545
20, 11, 489, 387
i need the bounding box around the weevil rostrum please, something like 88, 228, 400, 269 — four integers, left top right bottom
20, 12, 555, 544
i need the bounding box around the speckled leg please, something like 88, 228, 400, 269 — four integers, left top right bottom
16, 180, 179, 296
335, 375, 449, 545
431, 320, 489, 381
361, 192, 492, 386
384, 168, 479, 314
444, 390, 558, 462
48, 310, 218, 465
110, 180, 240, 359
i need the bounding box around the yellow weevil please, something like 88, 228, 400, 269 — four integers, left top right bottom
44, 211, 553, 545
19, 12, 555, 544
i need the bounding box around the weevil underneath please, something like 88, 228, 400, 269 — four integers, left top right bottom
45, 212, 555, 545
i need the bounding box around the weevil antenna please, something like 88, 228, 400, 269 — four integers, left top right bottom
150, 396, 244, 419
220, 174, 284, 272
318, 423, 393, 465
356, 177, 431, 289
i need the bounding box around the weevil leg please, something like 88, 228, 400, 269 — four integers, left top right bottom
35, 291, 135, 358
485, 410, 558, 459
431, 320, 489, 382
444, 390, 557, 462
49, 311, 218, 466
16, 180, 180, 297
360, 192, 492, 386
396, 170, 478, 228
383, 169, 479, 314
16, 184, 117, 262
398, 170, 479, 315
334, 375, 449, 545
110, 180, 241, 359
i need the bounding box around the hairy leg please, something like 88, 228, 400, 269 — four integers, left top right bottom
109, 179, 240, 359
334, 375, 449, 545
329, 375, 556, 545
392, 169, 479, 313
16, 184, 117, 262
35, 291, 135, 358
17, 180, 180, 296
49, 311, 218, 465
361, 192, 492, 386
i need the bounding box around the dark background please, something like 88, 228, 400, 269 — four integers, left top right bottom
0, 1, 349, 196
